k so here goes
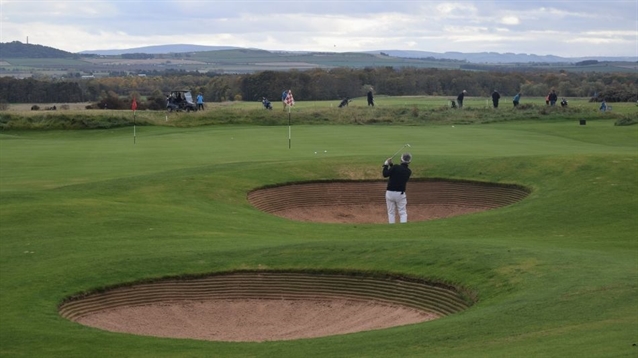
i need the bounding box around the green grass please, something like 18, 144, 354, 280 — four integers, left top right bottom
1, 112, 637, 357
4, 58, 92, 67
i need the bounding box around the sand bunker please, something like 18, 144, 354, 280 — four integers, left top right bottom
60, 180, 521, 342
248, 179, 529, 223
60, 271, 472, 342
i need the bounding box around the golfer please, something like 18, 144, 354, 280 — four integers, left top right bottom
491, 90, 500, 108
513, 92, 521, 107
457, 90, 467, 108
382, 153, 412, 224
196, 93, 204, 111
282, 90, 288, 111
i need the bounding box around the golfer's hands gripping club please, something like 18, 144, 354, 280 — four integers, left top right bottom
384, 158, 393, 166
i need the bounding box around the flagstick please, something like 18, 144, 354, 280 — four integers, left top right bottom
131, 98, 138, 144
288, 105, 291, 149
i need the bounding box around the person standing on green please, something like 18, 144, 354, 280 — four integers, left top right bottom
282, 90, 288, 111
196, 93, 204, 111
457, 90, 467, 108
513, 92, 521, 107
548, 89, 558, 106
491, 90, 500, 108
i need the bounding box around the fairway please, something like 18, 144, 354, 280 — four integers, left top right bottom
1, 119, 637, 357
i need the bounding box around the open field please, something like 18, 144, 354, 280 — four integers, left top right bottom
0, 106, 637, 357
0, 52, 466, 76
2, 49, 636, 75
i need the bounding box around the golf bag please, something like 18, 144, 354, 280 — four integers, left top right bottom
338, 98, 351, 108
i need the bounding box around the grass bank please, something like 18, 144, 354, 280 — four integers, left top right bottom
1, 97, 635, 130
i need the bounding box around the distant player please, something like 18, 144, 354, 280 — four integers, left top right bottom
513, 92, 521, 107
282, 90, 288, 111
457, 90, 467, 108
491, 90, 500, 108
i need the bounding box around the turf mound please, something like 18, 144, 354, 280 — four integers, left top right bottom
248, 179, 529, 223
59, 271, 473, 342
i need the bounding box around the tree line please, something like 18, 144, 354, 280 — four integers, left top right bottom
1, 67, 635, 109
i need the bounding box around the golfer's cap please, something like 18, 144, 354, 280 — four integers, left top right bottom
401, 153, 412, 163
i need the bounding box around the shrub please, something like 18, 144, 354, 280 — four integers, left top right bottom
94, 91, 128, 110
145, 95, 166, 111
411, 105, 419, 117
590, 87, 638, 103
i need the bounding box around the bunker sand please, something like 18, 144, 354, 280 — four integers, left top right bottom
76, 299, 438, 342
248, 179, 529, 223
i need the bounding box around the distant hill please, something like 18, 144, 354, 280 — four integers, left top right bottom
77, 44, 636, 63
0, 41, 77, 58
2, 41, 634, 64
2, 42, 635, 77
80, 44, 242, 56
372, 50, 636, 64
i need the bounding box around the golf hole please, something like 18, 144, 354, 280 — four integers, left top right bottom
248, 179, 530, 223
59, 270, 474, 342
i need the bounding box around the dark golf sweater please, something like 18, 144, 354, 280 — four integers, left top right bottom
383, 163, 411, 193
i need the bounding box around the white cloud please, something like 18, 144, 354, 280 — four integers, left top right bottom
500, 16, 520, 25
568, 37, 631, 45
537, 6, 596, 19
436, 2, 478, 16
582, 30, 638, 37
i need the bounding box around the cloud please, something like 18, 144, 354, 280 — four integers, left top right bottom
436, 2, 478, 17
1, 0, 635, 57
500, 16, 520, 25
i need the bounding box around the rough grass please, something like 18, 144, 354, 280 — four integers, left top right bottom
1, 97, 634, 130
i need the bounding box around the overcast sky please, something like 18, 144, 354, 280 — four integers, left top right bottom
1, 0, 637, 57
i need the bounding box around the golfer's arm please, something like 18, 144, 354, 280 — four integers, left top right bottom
382, 165, 393, 178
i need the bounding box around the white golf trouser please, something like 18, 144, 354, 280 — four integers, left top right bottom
386, 190, 408, 224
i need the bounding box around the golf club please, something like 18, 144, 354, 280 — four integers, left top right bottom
390, 143, 411, 159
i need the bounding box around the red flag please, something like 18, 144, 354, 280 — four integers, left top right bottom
285, 90, 295, 107
131, 98, 138, 111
